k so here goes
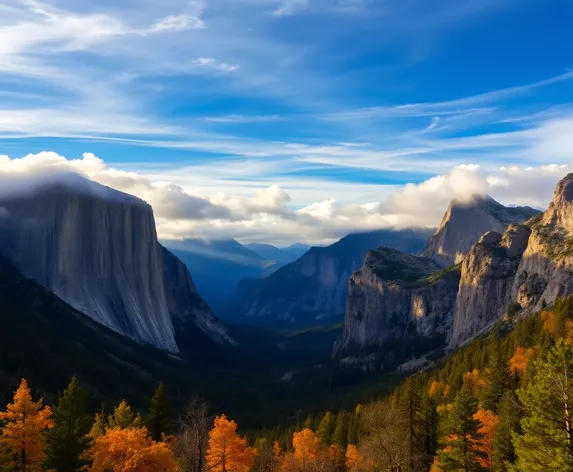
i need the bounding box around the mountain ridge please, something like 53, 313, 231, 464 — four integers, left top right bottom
228, 228, 434, 326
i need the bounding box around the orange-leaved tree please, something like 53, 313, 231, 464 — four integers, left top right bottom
345, 444, 363, 472
206, 415, 255, 472
0, 379, 53, 472
292, 429, 320, 472
473, 408, 499, 469
88, 426, 178, 472
509, 346, 535, 376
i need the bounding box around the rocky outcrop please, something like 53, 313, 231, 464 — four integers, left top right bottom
511, 174, 573, 314
448, 225, 531, 348
230, 229, 434, 325
0, 182, 232, 352
423, 195, 540, 267
334, 248, 460, 355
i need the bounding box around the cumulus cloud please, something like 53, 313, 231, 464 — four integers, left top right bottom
0, 152, 569, 246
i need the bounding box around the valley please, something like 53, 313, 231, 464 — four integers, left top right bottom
1, 171, 573, 471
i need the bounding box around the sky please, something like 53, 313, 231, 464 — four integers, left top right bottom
0, 0, 572, 245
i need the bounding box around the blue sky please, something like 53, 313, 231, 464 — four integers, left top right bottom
0, 0, 572, 244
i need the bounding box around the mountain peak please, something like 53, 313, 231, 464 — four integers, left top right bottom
424, 194, 540, 266
541, 173, 573, 232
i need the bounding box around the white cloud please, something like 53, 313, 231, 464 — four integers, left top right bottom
0, 152, 568, 246
204, 115, 283, 123
271, 0, 310, 17
150, 14, 205, 32
191, 58, 240, 72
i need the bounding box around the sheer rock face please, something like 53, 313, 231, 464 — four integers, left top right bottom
334, 248, 460, 356
161, 246, 235, 345
511, 174, 573, 315
448, 225, 531, 348
232, 229, 433, 325
0, 184, 231, 352
423, 195, 540, 267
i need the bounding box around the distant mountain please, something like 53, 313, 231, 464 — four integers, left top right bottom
0, 181, 232, 352
245, 243, 310, 266
164, 238, 268, 312
423, 195, 540, 267
228, 228, 434, 326
165, 239, 310, 313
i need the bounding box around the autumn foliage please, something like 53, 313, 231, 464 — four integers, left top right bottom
206, 415, 255, 472
88, 427, 179, 472
509, 346, 535, 375
473, 408, 498, 469
0, 379, 53, 472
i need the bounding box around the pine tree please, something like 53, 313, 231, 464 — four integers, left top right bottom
481, 348, 510, 413
436, 387, 486, 472
146, 383, 172, 441
512, 340, 573, 471
402, 379, 421, 472
492, 391, 520, 471
316, 412, 334, 445
419, 393, 439, 471
44, 377, 93, 472
332, 412, 348, 449
107, 400, 143, 430
347, 406, 361, 446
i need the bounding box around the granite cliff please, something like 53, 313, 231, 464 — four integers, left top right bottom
0, 182, 232, 352
448, 225, 531, 347
336, 195, 541, 357
333, 248, 460, 356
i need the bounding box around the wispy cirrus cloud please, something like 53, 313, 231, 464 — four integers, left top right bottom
0, 0, 571, 245
271, 0, 310, 17
191, 58, 240, 73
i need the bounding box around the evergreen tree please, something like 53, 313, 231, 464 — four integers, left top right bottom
107, 400, 143, 430
316, 412, 334, 445
437, 387, 486, 472
145, 383, 172, 441
347, 406, 361, 446
418, 393, 439, 471
481, 348, 510, 413
45, 377, 93, 472
512, 340, 573, 471
303, 417, 314, 431
332, 412, 348, 449
402, 379, 421, 472
492, 391, 520, 471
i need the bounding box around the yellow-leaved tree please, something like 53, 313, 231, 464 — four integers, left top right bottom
206, 415, 255, 472
88, 427, 178, 472
292, 429, 320, 472
0, 379, 53, 472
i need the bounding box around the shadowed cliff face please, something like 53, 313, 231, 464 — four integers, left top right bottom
0, 183, 232, 352
423, 195, 540, 267
334, 248, 460, 356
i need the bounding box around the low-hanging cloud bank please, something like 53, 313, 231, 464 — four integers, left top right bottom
0, 152, 568, 245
